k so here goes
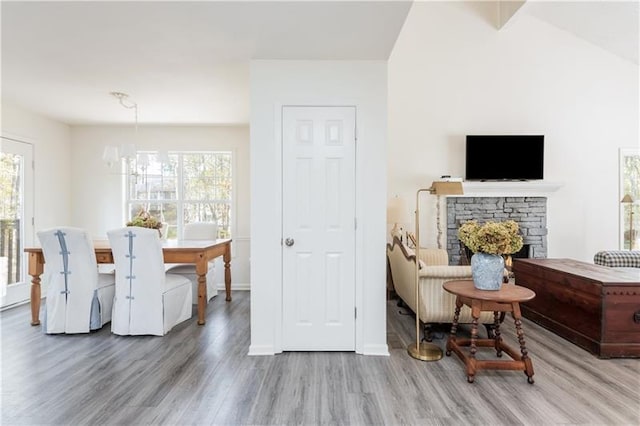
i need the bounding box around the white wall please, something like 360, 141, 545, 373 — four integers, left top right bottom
388, 2, 639, 262
1, 101, 72, 238
69, 125, 251, 287
250, 60, 388, 356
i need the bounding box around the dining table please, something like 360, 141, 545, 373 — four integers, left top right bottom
24, 238, 232, 327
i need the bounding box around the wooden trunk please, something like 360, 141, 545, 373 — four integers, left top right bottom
513, 258, 640, 358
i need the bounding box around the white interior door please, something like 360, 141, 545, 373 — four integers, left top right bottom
0, 137, 34, 308
282, 106, 356, 351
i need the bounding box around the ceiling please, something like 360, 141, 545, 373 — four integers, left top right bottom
524, 0, 639, 66
1, 1, 637, 126
1, 1, 412, 125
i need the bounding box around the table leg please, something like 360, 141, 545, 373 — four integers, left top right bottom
446, 298, 463, 356
512, 302, 535, 384
30, 275, 42, 326
494, 311, 503, 358
224, 243, 232, 301
197, 272, 207, 326
28, 252, 44, 326
467, 302, 481, 383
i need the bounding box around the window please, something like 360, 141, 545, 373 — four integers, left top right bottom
620, 148, 639, 250
126, 151, 232, 239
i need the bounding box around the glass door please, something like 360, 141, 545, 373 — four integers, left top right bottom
0, 137, 34, 308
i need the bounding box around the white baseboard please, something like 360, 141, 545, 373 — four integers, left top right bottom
361, 344, 390, 356
217, 283, 250, 291
248, 344, 276, 356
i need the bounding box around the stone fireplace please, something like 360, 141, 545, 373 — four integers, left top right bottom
446, 196, 547, 265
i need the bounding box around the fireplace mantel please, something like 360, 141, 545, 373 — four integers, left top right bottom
448, 181, 564, 197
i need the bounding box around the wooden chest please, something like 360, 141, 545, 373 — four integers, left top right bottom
513, 258, 640, 358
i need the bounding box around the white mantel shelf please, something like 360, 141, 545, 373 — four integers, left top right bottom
450, 181, 564, 197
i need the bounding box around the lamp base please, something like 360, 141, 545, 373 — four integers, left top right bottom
407, 342, 443, 361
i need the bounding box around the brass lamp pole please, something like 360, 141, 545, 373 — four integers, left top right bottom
408, 181, 463, 361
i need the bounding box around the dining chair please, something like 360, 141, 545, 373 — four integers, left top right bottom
37, 227, 115, 334
107, 226, 192, 336
166, 221, 218, 304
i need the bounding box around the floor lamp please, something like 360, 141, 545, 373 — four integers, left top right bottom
622, 194, 635, 250
408, 181, 464, 361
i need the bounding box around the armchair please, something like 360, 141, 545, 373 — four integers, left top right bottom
387, 237, 495, 339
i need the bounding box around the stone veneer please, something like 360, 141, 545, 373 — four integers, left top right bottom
446, 197, 547, 265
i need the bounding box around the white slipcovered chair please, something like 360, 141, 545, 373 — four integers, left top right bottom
37, 227, 115, 334
107, 227, 192, 336
166, 222, 218, 304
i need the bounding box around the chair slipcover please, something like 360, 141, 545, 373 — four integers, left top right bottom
37, 227, 115, 334
166, 222, 218, 304
107, 227, 192, 336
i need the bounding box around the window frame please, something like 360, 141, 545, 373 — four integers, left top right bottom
124, 149, 235, 240
619, 147, 639, 250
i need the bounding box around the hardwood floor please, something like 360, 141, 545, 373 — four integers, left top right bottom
1, 291, 639, 425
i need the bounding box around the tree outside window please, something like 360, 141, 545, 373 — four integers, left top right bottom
126, 151, 232, 239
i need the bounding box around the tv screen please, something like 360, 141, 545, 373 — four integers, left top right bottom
465, 135, 544, 181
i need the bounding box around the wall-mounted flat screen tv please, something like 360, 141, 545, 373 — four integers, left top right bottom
465, 135, 544, 181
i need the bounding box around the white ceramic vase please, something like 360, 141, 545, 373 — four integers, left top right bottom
470, 252, 504, 291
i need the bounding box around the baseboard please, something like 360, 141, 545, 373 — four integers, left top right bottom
361, 344, 390, 356
217, 283, 250, 291
248, 344, 276, 356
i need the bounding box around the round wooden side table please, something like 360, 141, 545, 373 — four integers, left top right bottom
443, 280, 536, 384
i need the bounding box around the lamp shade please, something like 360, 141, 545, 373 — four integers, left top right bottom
430, 181, 464, 195
621, 194, 634, 203
120, 143, 137, 159
137, 153, 150, 168
387, 196, 407, 224
102, 145, 119, 168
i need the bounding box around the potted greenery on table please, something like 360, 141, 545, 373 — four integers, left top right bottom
127, 210, 163, 236
458, 220, 523, 290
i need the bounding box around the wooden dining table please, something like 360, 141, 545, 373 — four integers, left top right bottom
24, 238, 232, 327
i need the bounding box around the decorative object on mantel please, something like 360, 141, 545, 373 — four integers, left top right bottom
407, 180, 463, 362
387, 196, 407, 241
458, 220, 523, 291
127, 209, 163, 236
621, 194, 635, 250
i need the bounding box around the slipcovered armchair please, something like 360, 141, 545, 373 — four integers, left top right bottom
107, 227, 192, 336
387, 237, 495, 339
166, 222, 218, 304
37, 227, 115, 334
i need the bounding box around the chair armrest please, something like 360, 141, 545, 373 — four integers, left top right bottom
419, 265, 472, 279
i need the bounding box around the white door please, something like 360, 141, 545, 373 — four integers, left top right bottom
0, 137, 34, 308
282, 106, 356, 351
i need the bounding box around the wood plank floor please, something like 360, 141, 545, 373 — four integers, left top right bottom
1, 291, 639, 425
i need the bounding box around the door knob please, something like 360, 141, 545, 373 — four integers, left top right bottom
284, 238, 295, 247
